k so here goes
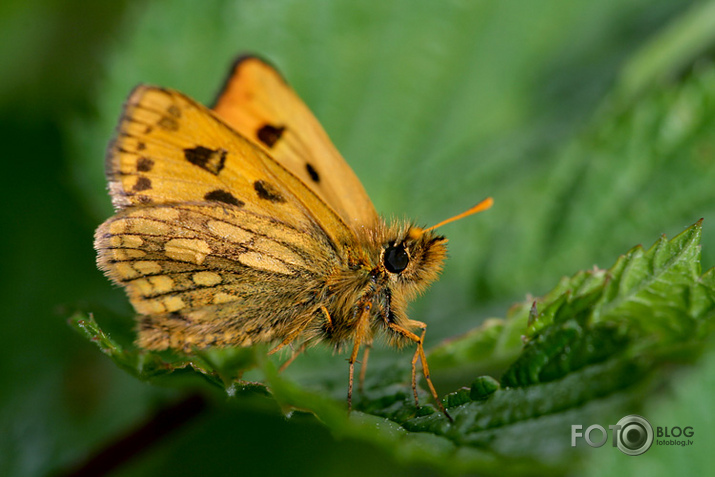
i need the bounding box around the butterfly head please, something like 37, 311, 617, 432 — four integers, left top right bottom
377, 197, 494, 298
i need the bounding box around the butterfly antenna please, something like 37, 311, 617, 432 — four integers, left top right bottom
422, 197, 493, 233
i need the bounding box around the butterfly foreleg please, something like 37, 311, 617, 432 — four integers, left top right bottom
387, 322, 423, 405
388, 320, 451, 421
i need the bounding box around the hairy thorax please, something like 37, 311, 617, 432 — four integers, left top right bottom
314, 220, 448, 351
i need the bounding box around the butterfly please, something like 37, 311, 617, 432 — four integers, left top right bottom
94, 56, 493, 417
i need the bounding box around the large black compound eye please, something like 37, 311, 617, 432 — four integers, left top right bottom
383, 244, 409, 273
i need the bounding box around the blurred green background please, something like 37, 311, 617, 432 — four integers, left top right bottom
2, 0, 714, 476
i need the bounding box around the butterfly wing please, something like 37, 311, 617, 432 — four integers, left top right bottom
212, 56, 379, 230
104, 86, 351, 243
95, 86, 353, 350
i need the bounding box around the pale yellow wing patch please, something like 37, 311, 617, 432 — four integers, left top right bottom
95, 203, 335, 350
212, 56, 378, 230
96, 203, 334, 313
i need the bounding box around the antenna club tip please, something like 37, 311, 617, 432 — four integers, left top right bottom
476, 197, 494, 211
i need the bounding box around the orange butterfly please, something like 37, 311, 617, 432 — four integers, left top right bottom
95, 56, 493, 417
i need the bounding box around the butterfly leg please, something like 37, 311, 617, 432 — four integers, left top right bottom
320, 305, 332, 329
347, 303, 372, 412
358, 344, 372, 394
268, 315, 314, 367
386, 322, 423, 404
388, 321, 452, 421
268, 337, 296, 355
278, 341, 307, 373
410, 342, 421, 406
347, 338, 362, 412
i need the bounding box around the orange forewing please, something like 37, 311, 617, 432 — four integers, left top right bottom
105, 85, 352, 248
212, 57, 378, 230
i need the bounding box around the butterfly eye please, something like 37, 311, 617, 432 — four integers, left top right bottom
383, 244, 409, 273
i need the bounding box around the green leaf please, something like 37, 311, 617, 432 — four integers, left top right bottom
68, 313, 266, 393
74, 221, 715, 474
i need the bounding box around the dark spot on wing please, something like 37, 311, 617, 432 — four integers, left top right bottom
253, 180, 285, 203
136, 157, 154, 172
306, 163, 320, 183
256, 124, 285, 148
184, 146, 227, 175
157, 116, 179, 131
137, 142, 146, 151
204, 189, 244, 207
167, 105, 181, 117
133, 177, 152, 191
